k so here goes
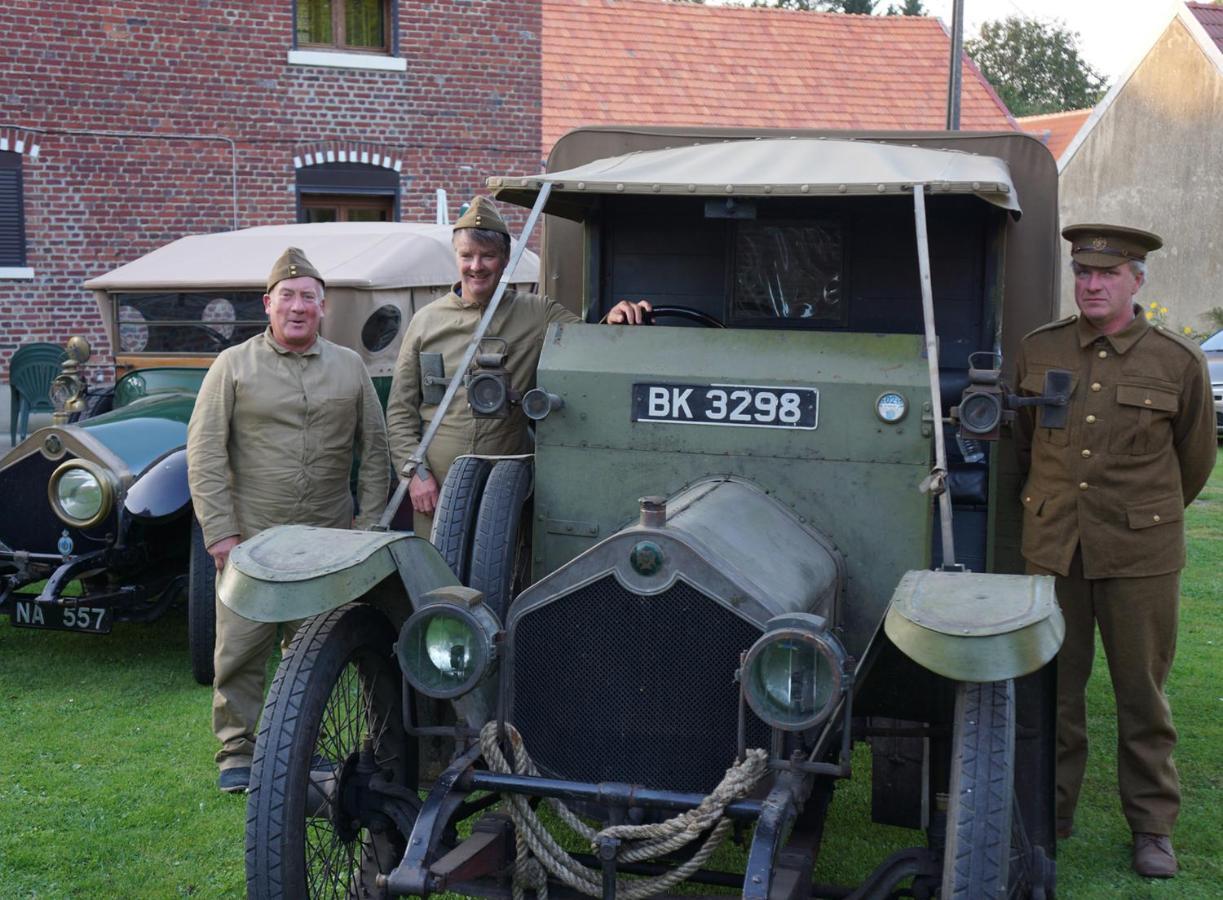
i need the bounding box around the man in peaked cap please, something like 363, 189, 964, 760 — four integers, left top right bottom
1013, 224, 1215, 877
187, 246, 390, 793
386, 196, 651, 537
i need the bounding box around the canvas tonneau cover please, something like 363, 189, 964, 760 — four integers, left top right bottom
489, 137, 1020, 217
84, 222, 539, 292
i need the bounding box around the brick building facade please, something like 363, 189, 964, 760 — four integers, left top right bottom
0, 0, 542, 381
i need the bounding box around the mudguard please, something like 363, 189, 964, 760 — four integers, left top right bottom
883, 570, 1063, 682
124, 448, 191, 521
218, 524, 459, 623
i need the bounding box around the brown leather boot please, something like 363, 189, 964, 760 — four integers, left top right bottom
1055, 818, 1074, 840
1132, 833, 1177, 878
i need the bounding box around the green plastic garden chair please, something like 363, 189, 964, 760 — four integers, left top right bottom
9, 342, 67, 445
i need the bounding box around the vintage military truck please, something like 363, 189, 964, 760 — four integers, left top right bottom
229, 128, 1065, 899
0, 223, 538, 684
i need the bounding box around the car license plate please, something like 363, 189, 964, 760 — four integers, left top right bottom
632, 383, 818, 430
10, 599, 113, 634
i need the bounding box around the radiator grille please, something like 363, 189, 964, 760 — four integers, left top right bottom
511, 576, 769, 794
0, 452, 112, 554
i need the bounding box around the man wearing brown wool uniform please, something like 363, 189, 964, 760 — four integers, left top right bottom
1013, 224, 1215, 878
187, 247, 390, 794
386, 196, 650, 537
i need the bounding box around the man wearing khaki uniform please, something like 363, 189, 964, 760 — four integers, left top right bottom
187, 247, 390, 793
386, 197, 648, 536
1014, 224, 1215, 877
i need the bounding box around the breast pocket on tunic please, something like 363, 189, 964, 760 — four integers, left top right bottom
312, 390, 362, 457
1020, 368, 1075, 447
1109, 382, 1178, 456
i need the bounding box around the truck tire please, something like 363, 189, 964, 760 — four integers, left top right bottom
187, 517, 216, 686
468, 459, 532, 623
246, 603, 409, 900
430, 456, 493, 582
941, 679, 1020, 899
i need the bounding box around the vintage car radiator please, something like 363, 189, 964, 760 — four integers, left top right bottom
0, 450, 112, 556
510, 573, 770, 794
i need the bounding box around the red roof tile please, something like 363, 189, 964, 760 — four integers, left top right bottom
542, 0, 1017, 157
1187, 2, 1223, 52
1016, 109, 1092, 161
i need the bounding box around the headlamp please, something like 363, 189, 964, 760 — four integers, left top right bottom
957, 390, 1003, 436
397, 590, 500, 699
467, 371, 509, 417
742, 613, 847, 732
48, 459, 116, 529
50, 373, 86, 412
522, 388, 564, 421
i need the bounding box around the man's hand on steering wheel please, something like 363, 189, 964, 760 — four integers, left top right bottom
605, 299, 653, 325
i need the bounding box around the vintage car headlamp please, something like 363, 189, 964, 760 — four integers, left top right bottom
50, 373, 86, 411
957, 390, 1004, 436
48, 459, 116, 528
522, 388, 565, 421
742, 613, 847, 732
467, 371, 509, 417
397, 594, 500, 699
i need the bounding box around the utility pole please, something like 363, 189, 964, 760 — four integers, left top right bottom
946, 0, 964, 130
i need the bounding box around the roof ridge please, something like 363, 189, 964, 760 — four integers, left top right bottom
1016, 109, 1094, 122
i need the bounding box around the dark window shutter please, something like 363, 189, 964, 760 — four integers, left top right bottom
0, 152, 26, 267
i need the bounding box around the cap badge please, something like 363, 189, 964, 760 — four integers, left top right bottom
1091, 237, 1107, 250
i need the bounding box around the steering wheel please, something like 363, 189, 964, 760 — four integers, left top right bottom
645, 305, 725, 328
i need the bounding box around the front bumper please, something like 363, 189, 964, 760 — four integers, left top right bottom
0, 546, 181, 628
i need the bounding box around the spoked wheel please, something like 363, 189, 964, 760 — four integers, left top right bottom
941, 679, 1047, 899
430, 456, 494, 582
469, 458, 533, 623
187, 517, 216, 685
246, 603, 414, 899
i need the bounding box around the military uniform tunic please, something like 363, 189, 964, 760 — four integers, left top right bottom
1014, 310, 1215, 835
187, 329, 390, 769
385, 286, 580, 534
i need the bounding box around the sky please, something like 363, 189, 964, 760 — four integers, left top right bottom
924, 0, 1179, 81
705, 1, 1184, 82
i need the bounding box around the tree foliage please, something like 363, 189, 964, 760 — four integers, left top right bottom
965, 16, 1107, 117
750, 1, 877, 12
886, 0, 926, 14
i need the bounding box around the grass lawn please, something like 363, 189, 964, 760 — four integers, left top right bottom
1, 452, 1219, 898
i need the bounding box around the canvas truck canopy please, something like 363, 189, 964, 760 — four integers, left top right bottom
84, 222, 539, 292
84, 222, 540, 378
489, 137, 1021, 218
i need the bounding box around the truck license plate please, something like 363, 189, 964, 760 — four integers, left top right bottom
10, 600, 113, 634
632, 383, 818, 430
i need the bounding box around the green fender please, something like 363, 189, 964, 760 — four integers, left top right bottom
218, 524, 459, 624
883, 569, 1064, 682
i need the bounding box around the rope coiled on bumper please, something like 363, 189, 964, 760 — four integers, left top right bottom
478, 721, 769, 900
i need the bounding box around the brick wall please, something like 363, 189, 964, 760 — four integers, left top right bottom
0, 0, 542, 381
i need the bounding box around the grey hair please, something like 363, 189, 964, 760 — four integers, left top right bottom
453, 228, 510, 257
1070, 259, 1147, 279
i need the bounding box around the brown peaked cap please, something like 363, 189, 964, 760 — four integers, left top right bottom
1062, 224, 1162, 268
266, 246, 325, 293
454, 195, 509, 237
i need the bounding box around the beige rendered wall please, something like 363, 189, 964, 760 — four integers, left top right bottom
1058, 19, 1223, 334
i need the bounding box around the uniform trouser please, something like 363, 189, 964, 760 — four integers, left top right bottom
411, 431, 469, 539
212, 589, 300, 770
1027, 550, 1180, 835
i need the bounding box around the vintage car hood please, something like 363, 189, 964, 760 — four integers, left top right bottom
72, 392, 196, 478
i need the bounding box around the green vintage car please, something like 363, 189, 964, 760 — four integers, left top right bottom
0, 222, 538, 684
228, 129, 1066, 899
